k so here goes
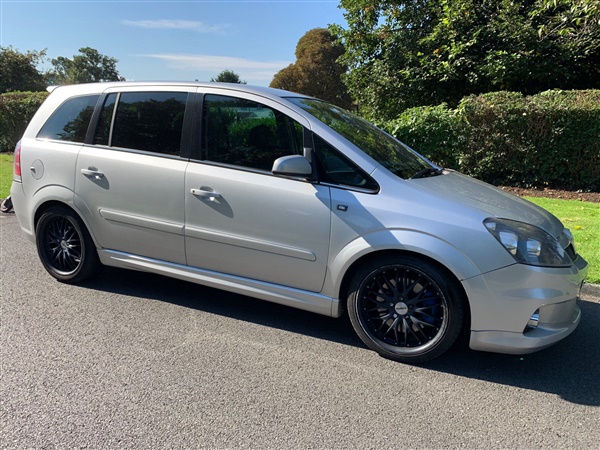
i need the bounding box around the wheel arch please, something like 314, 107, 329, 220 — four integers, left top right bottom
34, 200, 77, 229
29, 187, 98, 247
33, 200, 100, 249
327, 229, 478, 320
339, 249, 469, 311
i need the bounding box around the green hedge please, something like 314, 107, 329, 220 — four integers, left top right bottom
384, 90, 600, 191
0, 91, 48, 152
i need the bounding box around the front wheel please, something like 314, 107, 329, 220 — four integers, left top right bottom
347, 255, 466, 363
36, 206, 101, 283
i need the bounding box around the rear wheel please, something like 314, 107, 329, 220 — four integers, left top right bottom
347, 255, 465, 363
36, 206, 101, 283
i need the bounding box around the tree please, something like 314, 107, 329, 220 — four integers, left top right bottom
269, 64, 300, 92
210, 70, 246, 83
49, 47, 123, 84
332, 0, 600, 121
0, 47, 47, 93
270, 28, 352, 109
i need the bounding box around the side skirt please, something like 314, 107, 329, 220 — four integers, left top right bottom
98, 249, 341, 318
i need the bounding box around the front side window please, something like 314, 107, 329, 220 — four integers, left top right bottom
37, 95, 99, 142
94, 92, 188, 155
202, 94, 303, 171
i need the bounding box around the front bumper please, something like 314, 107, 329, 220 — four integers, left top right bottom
464, 255, 588, 354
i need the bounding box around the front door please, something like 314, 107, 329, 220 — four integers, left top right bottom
184, 93, 331, 292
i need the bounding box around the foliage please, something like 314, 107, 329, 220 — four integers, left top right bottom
526, 196, 600, 284
48, 47, 124, 85
0, 47, 48, 94
0, 153, 13, 197
383, 90, 600, 191
270, 28, 352, 109
384, 103, 463, 169
333, 0, 600, 121
0, 91, 49, 152
210, 70, 247, 84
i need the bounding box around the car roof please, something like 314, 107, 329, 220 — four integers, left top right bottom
47, 81, 309, 100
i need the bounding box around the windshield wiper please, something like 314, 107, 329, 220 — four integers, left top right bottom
410, 167, 443, 179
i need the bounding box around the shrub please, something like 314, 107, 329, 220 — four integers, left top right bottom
0, 91, 48, 152
382, 104, 464, 170
383, 90, 600, 191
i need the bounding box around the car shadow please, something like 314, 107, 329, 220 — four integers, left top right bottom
81, 267, 600, 407
423, 295, 600, 406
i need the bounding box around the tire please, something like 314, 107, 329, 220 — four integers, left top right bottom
35, 206, 101, 283
347, 255, 465, 363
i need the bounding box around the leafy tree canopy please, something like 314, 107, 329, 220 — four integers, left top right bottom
270, 28, 353, 109
332, 0, 600, 121
210, 70, 246, 83
49, 47, 124, 85
0, 46, 47, 94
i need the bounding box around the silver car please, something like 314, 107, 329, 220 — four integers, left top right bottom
10, 82, 588, 363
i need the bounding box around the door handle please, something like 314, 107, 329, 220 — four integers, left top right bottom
190, 188, 221, 199
81, 168, 104, 180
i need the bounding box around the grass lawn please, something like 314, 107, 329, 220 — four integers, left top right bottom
0, 153, 13, 198
0, 152, 597, 282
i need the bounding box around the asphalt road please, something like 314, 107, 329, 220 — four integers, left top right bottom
1, 211, 599, 449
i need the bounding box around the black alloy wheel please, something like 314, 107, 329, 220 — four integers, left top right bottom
36, 206, 101, 283
348, 255, 465, 363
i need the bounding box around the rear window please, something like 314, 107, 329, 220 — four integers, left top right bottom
37, 95, 99, 142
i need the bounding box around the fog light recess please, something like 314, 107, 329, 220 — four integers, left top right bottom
524, 310, 540, 333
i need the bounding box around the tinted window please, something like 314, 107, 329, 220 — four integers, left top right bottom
288, 98, 433, 179
38, 95, 99, 142
313, 134, 378, 190
94, 93, 117, 146
95, 92, 188, 155
202, 94, 302, 171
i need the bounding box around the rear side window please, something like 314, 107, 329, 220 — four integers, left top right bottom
94, 92, 188, 156
37, 95, 99, 142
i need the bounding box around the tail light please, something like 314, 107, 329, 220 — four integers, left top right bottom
13, 141, 22, 182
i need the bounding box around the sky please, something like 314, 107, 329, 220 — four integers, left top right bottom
0, 0, 347, 86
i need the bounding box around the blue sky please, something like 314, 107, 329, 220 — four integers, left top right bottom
0, 0, 346, 86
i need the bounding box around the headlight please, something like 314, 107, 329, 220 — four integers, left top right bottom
484, 218, 572, 267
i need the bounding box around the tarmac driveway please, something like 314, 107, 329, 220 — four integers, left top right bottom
1, 211, 599, 449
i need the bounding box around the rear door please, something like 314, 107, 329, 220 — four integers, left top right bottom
75, 88, 192, 264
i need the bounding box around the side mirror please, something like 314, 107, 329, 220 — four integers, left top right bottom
272, 155, 312, 177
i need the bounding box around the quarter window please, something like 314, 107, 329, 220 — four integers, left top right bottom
202, 94, 303, 171
313, 134, 378, 190
37, 95, 99, 142
94, 92, 188, 155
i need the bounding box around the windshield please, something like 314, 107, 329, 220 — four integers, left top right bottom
288, 98, 436, 179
